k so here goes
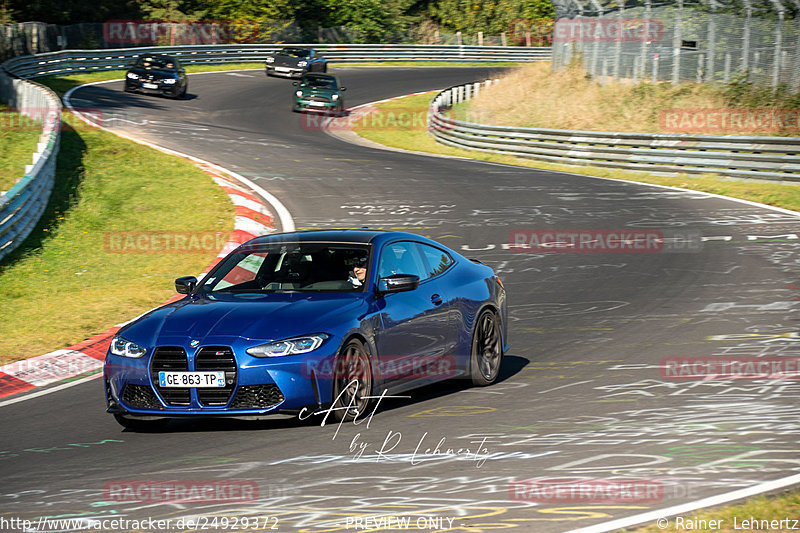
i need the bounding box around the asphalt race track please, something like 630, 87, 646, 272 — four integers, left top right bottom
3, 66, 800, 533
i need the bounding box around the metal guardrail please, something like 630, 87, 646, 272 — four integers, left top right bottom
0, 68, 61, 261
428, 81, 800, 182
3, 44, 551, 79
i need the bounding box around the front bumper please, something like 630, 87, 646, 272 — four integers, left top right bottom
105, 345, 338, 417
294, 98, 341, 113
125, 80, 181, 97
266, 66, 306, 78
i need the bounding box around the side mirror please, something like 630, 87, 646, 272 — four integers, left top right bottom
175, 276, 198, 294
377, 274, 420, 295
340, 87, 347, 91
292, 81, 299, 87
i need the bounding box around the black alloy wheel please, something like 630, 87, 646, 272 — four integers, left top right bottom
470, 309, 503, 385
331, 339, 374, 422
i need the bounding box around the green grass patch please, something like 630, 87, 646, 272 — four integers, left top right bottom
352, 92, 800, 212
627, 488, 800, 532
0, 104, 43, 192
0, 111, 234, 362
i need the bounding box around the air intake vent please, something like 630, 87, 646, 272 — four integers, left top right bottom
229, 385, 284, 409
195, 346, 237, 406
150, 347, 190, 406
122, 384, 162, 409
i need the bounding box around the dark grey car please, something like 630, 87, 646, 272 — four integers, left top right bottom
265, 47, 327, 78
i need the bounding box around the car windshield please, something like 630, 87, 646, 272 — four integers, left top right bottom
135, 56, 176, 70
198, 242, 371, 293
280, 48, 310, 58
300, 77, 336, 89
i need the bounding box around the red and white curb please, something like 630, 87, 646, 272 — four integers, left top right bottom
0, 80, 292, 400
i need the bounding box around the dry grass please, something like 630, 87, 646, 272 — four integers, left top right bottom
463, 63, 738, 133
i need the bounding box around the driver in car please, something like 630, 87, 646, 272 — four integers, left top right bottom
347, 256, 368, 287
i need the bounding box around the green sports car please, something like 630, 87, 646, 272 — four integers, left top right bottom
292, 74, 346, 115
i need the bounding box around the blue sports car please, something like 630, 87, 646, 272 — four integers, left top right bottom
104, 230, 507, 430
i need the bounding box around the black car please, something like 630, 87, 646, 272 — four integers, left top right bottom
266, 47, 327, 78
124, 54, 188, 98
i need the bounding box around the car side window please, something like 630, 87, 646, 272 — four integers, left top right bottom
378, 242, 428, 280
417, 243, 453, 278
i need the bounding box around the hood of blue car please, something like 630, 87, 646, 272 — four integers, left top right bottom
120, 293, 365, 347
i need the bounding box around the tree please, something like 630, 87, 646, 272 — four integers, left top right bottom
429, 0, 554, 36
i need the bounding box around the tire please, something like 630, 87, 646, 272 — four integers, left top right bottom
330, 338, 374, 422
470, 309, 503, 386
113, 414, 169, 431
322, 64, 328, 73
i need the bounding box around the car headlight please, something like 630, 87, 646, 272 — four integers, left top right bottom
162, 79, 177, 84
110, 336, 147, 358
295, 90, 303, 97
266, 57, 275, 63
126, 72, 139, 80
297, 61, 308, 67
332, 94, 339, 101
247, 334, 330, 357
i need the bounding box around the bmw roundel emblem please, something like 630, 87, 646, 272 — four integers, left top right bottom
190, 340, 200, 348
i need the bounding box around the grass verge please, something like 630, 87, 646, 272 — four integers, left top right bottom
0, 109, 234, 363
626, 487, 800, 532
0, 104, 43, 191
351, 92, 800, 212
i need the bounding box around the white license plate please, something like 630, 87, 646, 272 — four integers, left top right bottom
308, 101, 327, 106
142, 82, 158, 89
275, 67, 290, 72
158, 371, 226, 388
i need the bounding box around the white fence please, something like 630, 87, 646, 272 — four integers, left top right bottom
0, 68, 61, 261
